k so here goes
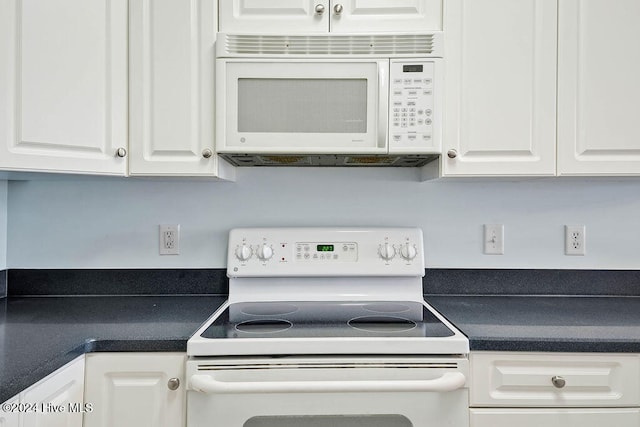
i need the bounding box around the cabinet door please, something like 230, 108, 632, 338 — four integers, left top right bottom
22, 356, 84, 427
330, 0, 442, 33
219, 0, 329, 33
442, 0, 557, 176
0, 0, 127, 175
557, 0, 640, 175
129, 0, 222, 176
0, 396, 20, 427
84, 353, 186, 427
471, 408, 640, 427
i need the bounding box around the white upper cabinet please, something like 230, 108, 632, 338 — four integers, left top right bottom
442, 0, 557, 177
0, 0, 128, 175
218, 0, 441, 34
219, 0, 330, 33
557, 0, 640, 176
330, 0, 442, 33
129, 0, 230, 177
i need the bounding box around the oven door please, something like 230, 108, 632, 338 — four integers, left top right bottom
187, 356, 469, 427
216, 59, 389, 154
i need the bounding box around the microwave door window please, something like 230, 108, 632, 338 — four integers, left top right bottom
237, 79, 368, 134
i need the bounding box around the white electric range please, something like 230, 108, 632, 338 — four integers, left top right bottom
186, 228, 470, 427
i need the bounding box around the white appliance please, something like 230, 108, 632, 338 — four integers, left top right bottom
215, 33, 443, 167
187, 228, 469, 427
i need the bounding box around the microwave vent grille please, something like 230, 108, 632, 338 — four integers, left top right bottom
219, 33, 442, 57
219, 153, 438, 168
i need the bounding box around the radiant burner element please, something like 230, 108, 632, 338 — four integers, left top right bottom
348, 316, 417, 333
235, 320, 293, 334
363, 303, 412, 314
241, 303, 299, 316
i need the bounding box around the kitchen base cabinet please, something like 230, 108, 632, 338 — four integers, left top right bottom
0, 356, 85, 427
471, 352, 640, 407
22, 356, 84, 427
470, 352, 640, 427
83, 353, 186, 427
471, 408, 640, 427
0, 396, 19, 427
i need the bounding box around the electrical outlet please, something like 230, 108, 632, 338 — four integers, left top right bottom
565, 225, 585, 256
484, 224, 504, 255
160, 224, 180, 255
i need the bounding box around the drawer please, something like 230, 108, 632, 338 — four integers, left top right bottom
470, 352, 640, 407
470, 408, 640, 427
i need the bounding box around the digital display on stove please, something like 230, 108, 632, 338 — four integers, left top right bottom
316, 245, 334, 252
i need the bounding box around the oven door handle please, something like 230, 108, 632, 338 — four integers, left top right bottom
189, 372, 466, 394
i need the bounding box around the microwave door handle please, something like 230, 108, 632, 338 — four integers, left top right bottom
377, 61, 389, 150
190, 372, 466, 394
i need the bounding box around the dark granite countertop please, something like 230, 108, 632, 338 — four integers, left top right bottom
426, 295, 640, 353
0, 296, 226, 404
3, 268, 640, 405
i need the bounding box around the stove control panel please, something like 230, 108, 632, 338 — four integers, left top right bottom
295, 242, 358, 262
228, 228, 424, 278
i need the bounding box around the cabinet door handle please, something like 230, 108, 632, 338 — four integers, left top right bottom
447, 149, 458, 159
115, 147, 127, 158
168, 378, 180, 391
551, 375, 566, 388
202, 148, 213, 159
315, 4, 325, 14
333, 4, 343, 15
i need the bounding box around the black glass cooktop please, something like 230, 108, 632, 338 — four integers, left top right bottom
200, 301, 455, 339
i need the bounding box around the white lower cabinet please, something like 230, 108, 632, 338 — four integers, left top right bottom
83, 353, 186, 427
470, 352, 640, 427
0, 396, 19, 427
0, 356, 85, 427
471, 408, 640, 427
22, 356, 85, 427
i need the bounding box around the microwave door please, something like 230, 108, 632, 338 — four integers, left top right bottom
217, 60, 388, 154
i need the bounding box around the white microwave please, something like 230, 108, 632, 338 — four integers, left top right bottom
215, 33, 443, 167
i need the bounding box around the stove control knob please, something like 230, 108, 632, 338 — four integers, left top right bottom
256, 244, 274, 261
400, 243, 418, 261
378, 243, 396, 261
235, 244, 253, 261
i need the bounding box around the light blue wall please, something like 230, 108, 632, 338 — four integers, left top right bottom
0, 181, 6, 270
6, 169, 640, 269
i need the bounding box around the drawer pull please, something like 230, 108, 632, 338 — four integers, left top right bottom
551, 375, 566, 389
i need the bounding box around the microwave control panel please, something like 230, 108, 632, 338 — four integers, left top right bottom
389, 60, 441, 153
